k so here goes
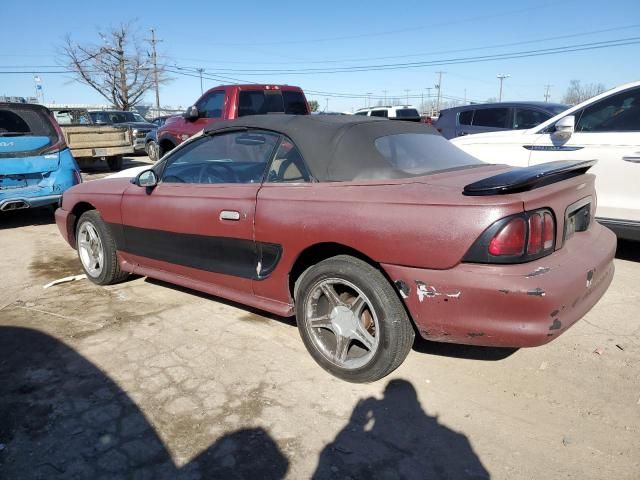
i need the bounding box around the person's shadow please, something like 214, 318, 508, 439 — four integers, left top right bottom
0, 326, 288, 479
313, 379, 490, 480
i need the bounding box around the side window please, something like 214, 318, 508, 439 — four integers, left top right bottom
354, 111, 369, 116
575, 88, 640, 132
162, 130, 280, 184
370, 110, 388, 118
196, 91, 225, 119
514, 109, 550, 129
472, 108, 509, 128
458, 110, 474, 125
266, 137, 311, 183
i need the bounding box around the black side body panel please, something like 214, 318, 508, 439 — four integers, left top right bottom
463, 160, 596, 196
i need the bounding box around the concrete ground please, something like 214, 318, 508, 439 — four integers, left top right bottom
0, 156, 638, 479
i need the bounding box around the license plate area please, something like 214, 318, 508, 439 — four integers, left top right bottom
0, 175, 27, 190
564, 197, 592, 240
94, 148, 108, 157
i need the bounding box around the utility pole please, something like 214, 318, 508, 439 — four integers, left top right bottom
426, 87, 432, 115
404, 89, 410, 105
366, 92, 372, 108
497, 73, 510, 102
149, 28, 162, 115
382, 90, 387, 105
435, 71, 445, 114
325, 97, 329, 112
197, 68, 204, 94
544, 84, 552, 102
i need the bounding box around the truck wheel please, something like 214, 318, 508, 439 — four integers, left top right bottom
106, 156, 123, 171
295, 255, 415, 383
76, 210, 128, 285
146, 141, 159, 162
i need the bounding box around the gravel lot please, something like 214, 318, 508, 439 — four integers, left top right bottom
1, 156, 639, 479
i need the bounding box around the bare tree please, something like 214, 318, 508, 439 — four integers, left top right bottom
61, 23, 169, 110
562, 80, 606, 105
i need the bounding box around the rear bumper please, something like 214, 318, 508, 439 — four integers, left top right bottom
383, 223, 616, 348
0, 194, 61, 211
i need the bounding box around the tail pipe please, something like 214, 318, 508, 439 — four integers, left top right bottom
0, 200, 29, 211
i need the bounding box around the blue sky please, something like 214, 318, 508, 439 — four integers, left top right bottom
1, 0, 639, 112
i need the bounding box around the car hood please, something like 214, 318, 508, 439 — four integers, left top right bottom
451, 129, 532, 145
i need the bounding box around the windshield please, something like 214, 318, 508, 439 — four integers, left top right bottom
90, 111, 147, 124
0, 105, 57, 155
395, 108, 420, 118
53, 110, 92, 125
374, 133, 484, 176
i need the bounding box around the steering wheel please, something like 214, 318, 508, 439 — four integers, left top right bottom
199, 163, 239, 184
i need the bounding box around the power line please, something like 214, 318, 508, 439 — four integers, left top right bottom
160, 36, 640, 75
158, 23, 640, 67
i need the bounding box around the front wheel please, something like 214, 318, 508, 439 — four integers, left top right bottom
146, 140, 159, 162
295, 255, 415, 383
76, 210, 128, 285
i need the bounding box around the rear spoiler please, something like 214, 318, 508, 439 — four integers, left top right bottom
463, 160, 596, 196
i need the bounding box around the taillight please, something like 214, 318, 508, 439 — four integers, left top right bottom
42, 112, 68, 154
489, 218, 526, 256
73, 169, 82, 185
464, 209, 556, 264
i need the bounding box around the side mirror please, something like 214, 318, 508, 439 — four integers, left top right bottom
554, 115, 575, 137
184, 105, 199, 120
132, 169, 158, 188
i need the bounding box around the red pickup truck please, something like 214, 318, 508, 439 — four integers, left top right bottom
157, 84, 310, 156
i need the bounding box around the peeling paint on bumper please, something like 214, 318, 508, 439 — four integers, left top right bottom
383, 223, 616, 348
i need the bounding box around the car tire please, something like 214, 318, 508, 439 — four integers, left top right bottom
146, 141, 159, 162
106, 156, 123, 172
295, 255, 414, 383
76, 210, 128, 285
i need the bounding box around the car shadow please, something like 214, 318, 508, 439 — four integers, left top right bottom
80, 157, 152, 174
615, 239, 640, 262
0, 207, 55, 230
412, 336, 518, 361
0, 326, 289, 479
0, 327, 489, 479
312, 378, 490, 479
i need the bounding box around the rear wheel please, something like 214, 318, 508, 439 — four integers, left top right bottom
295, 255, 414, 383
106, 156, 123, 172
76, 210, 128, 285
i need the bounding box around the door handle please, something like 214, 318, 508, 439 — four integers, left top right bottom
623, 154, 640, 163
219, 210, 240, 221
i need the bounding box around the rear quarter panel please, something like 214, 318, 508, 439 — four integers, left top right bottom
254, 175, 524, 304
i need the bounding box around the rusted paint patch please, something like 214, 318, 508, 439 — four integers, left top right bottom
395, 280, 410, 299
467, 332, 485, 338
527, 288, 546, 297
415, 281, 461, 302
549, 319, 562, 330
550, 309, 559, 318
498, 289, 510, 294
525, 267, 551, 278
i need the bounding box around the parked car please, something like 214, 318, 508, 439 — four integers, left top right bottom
56, 115, 615, 382
89, 110, 156, 154
436, 102, 568, 139
144, 116, 174, 162
354, 106, 422, 122
157, 84, 310, 157
0, 103, 81, 212
51, 108, 133, 171
452, 81, 640, 240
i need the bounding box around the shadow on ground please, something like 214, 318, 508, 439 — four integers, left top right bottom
615, 239, 640, 262
0, 326, 288, 479
0, 327, 489, 479
0, 207, 55, 230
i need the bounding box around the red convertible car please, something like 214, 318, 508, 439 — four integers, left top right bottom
55, 115, 616, 382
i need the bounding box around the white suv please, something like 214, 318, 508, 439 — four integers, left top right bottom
354, 105, 421, 122
452, 81, 640, 241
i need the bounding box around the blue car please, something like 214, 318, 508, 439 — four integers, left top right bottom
0, 103, 81, 212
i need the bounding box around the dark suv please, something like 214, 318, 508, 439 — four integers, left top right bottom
435, 102, 567, 139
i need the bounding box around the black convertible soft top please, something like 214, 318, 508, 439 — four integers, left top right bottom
203, 114, 472, 182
